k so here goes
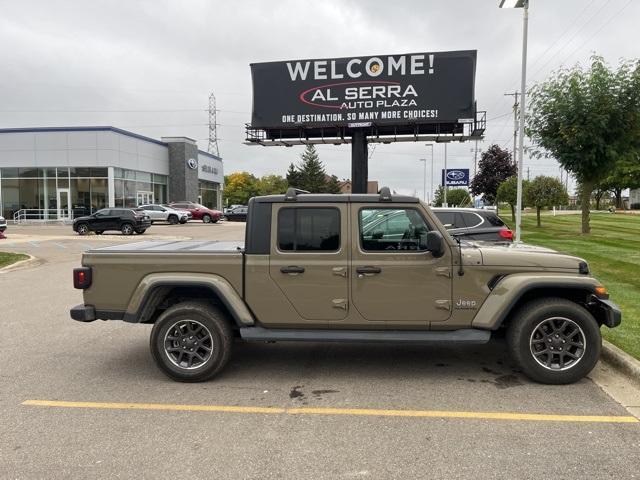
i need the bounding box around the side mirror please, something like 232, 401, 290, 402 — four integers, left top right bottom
421, 231, 445, 258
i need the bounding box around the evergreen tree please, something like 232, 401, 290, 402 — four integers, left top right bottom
286, 163, 302, 189
325, 175, 342, 194
298, 145, 327, 192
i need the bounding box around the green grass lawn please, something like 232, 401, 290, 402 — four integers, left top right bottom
499, 210, 640, 359
0, 252, 28, 269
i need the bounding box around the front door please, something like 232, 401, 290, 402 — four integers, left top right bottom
56, 189, 71, 220
351, 204, 453, 326
268, 204, 349, 323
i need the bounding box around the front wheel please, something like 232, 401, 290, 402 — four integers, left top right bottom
121, 223, 134, 235
168, 215, 179, 225
179, 218, 187, 224
202, 214, 212, 223
150, 302, 232, 382
507, 298, 601, 384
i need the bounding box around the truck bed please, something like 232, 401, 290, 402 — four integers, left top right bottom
82, 240, 245, 312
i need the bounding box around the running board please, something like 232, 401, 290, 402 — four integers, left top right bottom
239, 326, 491, 344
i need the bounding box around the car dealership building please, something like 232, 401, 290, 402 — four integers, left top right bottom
0, 126, 223, 221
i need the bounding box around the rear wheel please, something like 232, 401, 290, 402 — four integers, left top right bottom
507, 298, 601, 384
179, 217, 187, 224
202, 214, 212, 223
168, 215, 179, 225
77, 223, 89, 235
150, 302, 232, 382
121, 223, 134, 235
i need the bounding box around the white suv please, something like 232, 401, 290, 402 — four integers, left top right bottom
0, 215, 6, 233
138, 205, 189, 225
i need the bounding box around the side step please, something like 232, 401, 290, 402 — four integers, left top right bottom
239, 326, 491, 344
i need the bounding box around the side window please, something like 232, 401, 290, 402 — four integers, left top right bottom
485, 213, 505, 227
360, 208, 430, 252
278, 208, 340, 252
95, 209, 110, 217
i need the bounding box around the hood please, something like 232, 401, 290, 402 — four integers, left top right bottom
474, 242, 587, 272
73, 215, 93, 223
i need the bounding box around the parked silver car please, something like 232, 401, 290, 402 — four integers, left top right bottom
138, 204, 189, 224
0, 215, 6, 232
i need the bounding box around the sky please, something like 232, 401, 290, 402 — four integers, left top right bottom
1, 0, 638, 197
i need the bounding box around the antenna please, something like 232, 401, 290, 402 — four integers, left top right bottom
208, 92, 220, 157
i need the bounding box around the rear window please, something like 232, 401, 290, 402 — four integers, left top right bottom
278, 208, 340, 252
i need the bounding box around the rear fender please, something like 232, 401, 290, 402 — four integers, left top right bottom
125, 272, 254, 327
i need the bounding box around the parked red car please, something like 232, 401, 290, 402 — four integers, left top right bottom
168, 202, 222, 223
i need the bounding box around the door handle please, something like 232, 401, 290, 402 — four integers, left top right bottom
356, 266, 382, 277
281, 266, 305, 274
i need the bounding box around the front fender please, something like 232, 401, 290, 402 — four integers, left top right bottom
125, 272, 255, 326
472, 273, 602, 330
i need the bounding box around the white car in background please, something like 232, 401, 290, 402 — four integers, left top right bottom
0, 215, 6, 232
138, 204, 189, 225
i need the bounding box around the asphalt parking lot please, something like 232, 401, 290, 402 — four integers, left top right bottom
1, 221, 640, 479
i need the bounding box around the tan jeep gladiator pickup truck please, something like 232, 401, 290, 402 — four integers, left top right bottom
70, 188, 621, 384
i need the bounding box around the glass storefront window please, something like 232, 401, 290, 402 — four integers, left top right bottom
90, 168, 108, 178
1, 178, 19, 218
136, 171, 151, 183
90, 178, 108, 213
70, 167, 91, 177
19, 168, 40, 178
1, 168, 19, 178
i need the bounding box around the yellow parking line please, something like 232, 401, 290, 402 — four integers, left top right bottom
287, 407, 639, 423
22, 399, 638, 423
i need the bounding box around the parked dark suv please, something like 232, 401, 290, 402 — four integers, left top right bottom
432, 207, 513, 243
73, 208, 151, 236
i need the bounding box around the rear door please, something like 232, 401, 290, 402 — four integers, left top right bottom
269, 204, 349, 322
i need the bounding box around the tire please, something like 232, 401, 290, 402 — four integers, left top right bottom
212, 218, 219, 224
506, 297, 601, 384
168, 215, 179, 225
179, 218, 187, 224
77, 223, 89, 235
150, 302, 233, 382
121, 223, 134, 235
202, 214, 212, 224
135, 229, 147, 234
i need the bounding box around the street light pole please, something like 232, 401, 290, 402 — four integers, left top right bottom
500, 0, 529, 244
443, 143, 448, 207
422, 144, 434, 204
419, 158, 427, 202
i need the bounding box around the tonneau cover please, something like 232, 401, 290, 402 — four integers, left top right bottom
89, 240, 244, 253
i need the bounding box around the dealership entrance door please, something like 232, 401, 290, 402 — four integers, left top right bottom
57, 189, 71, 220
136, 191, 153, 206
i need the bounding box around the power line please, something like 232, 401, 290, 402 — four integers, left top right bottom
208, 92, 220, 157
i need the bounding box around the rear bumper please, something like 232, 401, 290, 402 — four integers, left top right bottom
594, 298, 622, 328
70, 304, 96, 322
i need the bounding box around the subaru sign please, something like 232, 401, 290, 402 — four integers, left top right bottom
441, 168, 470, 187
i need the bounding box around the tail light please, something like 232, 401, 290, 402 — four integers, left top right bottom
499, 229, 514, 241
73, 267, 92, 289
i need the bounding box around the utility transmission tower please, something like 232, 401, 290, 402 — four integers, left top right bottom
208, 92, 220, 157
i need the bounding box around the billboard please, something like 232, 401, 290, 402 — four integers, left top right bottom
250, 51, 476, 132
441, 168, 470, 187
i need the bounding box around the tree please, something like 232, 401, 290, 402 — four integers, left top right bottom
524, 176, 568, 227
325, 175, 342, 194
497, 176, 530, 222
223, 172, 259, 205
286, 163, 303, 189
256, 175, 288, 196
286, 145, 340, 193
527, 56, 640, 233
433, 186, 471, 207
598, 155, 640, 209
470, 145, 516, 204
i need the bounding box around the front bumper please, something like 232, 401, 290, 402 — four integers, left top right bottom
594, 298, 622, 328
70, 304, 96, 322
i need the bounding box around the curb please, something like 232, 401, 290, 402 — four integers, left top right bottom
0, 254, 40, 273
601, 340, 640, 388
